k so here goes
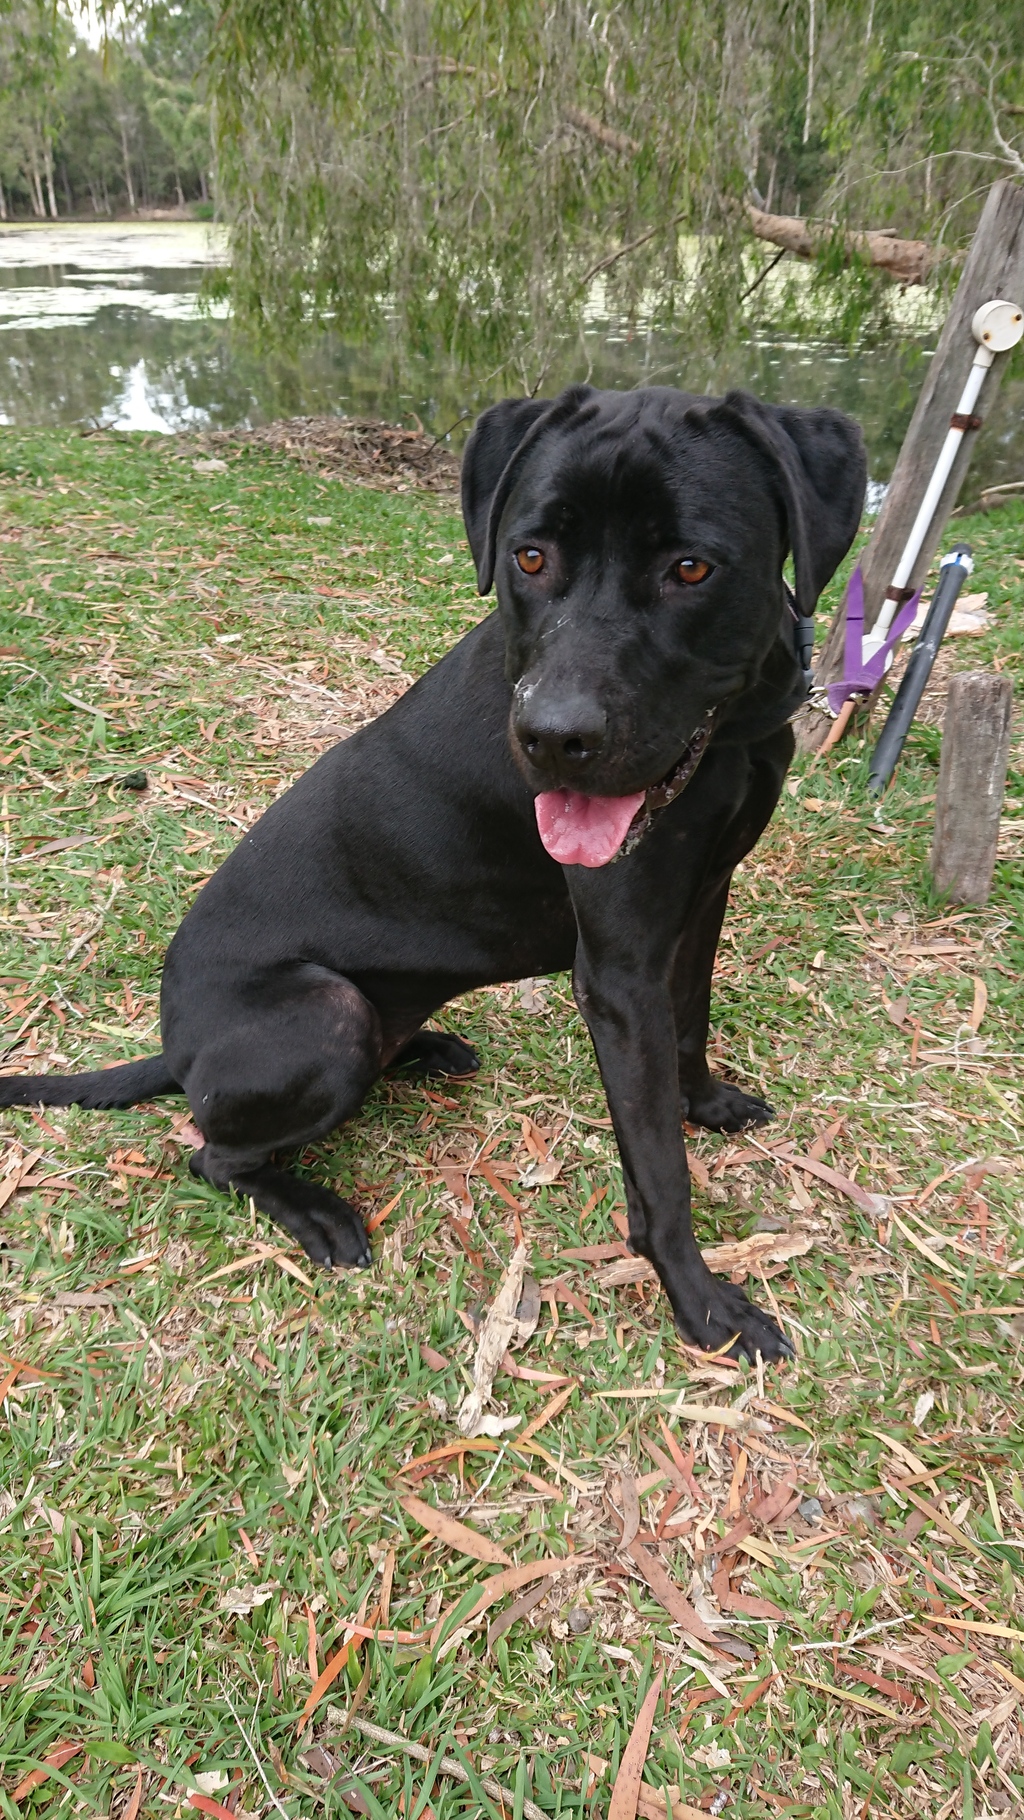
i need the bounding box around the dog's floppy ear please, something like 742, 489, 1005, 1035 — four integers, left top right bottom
461, 386, 594, 593
715, 391, 867, 617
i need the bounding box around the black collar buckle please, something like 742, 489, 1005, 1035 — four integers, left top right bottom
784, 581, 815, 688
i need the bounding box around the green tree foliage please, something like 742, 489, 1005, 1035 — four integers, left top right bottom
0, 1, 68, 219
0, 0, 213, 219
206, 0, 1024, 373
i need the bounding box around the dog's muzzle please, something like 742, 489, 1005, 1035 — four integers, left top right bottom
532, 711, 716, 868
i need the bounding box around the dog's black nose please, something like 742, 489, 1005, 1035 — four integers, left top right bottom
513, 695, 607, 768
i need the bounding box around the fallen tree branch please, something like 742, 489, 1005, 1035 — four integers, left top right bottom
746, 202, 941, 284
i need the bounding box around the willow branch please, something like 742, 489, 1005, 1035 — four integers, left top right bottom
579, 210, 686, 288
564, 105, 639, 157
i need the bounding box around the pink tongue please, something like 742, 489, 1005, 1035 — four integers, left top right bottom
535, 788, 646, 868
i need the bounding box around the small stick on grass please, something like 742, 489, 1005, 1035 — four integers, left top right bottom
347, 1716, 547, 1820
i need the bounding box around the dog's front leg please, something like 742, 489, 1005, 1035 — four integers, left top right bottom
572, 943, 792, 1364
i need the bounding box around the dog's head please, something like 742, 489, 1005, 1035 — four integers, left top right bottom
461, 384, 865, 865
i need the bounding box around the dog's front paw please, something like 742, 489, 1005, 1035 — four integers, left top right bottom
294, 1196, 373, 1271
675, 1275, 793, 1364
684, 1076, 774, 1133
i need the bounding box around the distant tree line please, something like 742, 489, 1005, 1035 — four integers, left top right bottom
0, 1, 212, 221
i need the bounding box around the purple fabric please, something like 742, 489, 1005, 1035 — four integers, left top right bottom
826, 565, 922, 714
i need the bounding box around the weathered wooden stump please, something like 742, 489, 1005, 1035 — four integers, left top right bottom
931, 672, 1013, 905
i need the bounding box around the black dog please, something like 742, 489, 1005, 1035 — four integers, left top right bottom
0, 386, 865, 1361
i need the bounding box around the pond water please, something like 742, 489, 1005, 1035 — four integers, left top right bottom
1, 221, 1022, 493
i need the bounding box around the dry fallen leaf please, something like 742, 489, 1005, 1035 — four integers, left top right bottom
122, 1764, 144, 1820
473, 1412, 522, 1438
617, 1468, 641, 1549
609, 1671, 663, 1820
518, 978, 548, 1013
511, 1274, 541, 1347
585, 1753, 703, 1820
192, 1773, 230, 1796
430, 1556, 580, 1648
457, 1243, 528, 1436
623, 1541, 718, 1646
912, 1389, 935, 1429
11, 1741, 84, 1804
399, 1493, 511, 1566
519, 1155, 563, 1187
217, 1581, 278, 1617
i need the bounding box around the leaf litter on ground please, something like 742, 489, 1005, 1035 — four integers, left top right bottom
0, 429, 1022, 1816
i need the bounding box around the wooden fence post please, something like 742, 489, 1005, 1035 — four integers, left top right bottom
931, 673, 1013, 906
797, 178, 1024, 753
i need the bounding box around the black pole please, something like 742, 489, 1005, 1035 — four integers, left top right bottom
867, 545, 973, 797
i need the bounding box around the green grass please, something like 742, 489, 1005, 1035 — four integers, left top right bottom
0, 425, 1022, 1820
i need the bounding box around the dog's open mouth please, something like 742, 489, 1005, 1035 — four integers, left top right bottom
534, 712, 715, 868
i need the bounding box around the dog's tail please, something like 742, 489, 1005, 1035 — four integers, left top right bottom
0, 1054, 180, 1110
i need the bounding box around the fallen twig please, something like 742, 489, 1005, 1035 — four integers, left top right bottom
347, 1716, 547, 1820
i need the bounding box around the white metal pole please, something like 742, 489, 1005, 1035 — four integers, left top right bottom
861, 298, 1023, 666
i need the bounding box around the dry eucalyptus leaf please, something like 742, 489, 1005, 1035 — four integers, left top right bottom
912, 1390, 935, 1428
475, 1412, 523, 1437
616, 1468, 641, 1549
511, 1273, 541, 1348
217, 1580, 277, 1616
519, 1156, 563, 1188
518, 978, 548, 1013
193, 1773, 230, 1796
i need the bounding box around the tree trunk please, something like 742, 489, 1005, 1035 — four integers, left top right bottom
746, 203, 938, 285
27, 144, 45, 218
43, 138, 58, 218
119, 118, 137, 212
0, 179, 6, 222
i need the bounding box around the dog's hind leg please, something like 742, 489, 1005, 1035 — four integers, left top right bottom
181, 970, 383, 1269
388, 1030, 480, 1078
671, 875, 775, 1133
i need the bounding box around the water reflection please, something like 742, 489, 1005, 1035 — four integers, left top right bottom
0, 223, 1020, 492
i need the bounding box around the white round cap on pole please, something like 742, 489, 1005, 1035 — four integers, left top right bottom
970, 298, 1024, 354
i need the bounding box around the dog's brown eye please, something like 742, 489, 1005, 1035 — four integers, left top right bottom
516, 547, 545, 575
674, 558, 712, 585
